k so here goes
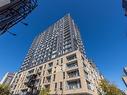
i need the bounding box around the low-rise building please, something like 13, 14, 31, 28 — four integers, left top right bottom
0, 72, 16, 86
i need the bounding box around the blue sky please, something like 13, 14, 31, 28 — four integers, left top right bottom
0, 0, 127, 90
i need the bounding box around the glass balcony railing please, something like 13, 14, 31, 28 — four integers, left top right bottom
84, 67, 89, 72
67, 80, 81, 90
66, 64, 78, 69
67, 70, 79, 78
66, 54, 77, 62
66, 60, 78, 70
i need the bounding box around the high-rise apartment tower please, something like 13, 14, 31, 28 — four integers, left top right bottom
11, 14, 103, 95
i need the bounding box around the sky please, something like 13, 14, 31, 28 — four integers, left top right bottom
0, 0, 127, 90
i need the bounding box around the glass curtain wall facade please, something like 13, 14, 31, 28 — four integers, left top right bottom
20, 14, 84, 72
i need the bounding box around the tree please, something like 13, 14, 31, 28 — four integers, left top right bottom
99, 79, 125, 95
39, 88, 50, 95
0, 84, 10, 95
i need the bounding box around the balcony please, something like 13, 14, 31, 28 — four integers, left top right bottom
46, 69, 52, 76
66, 54, 77, 62
21, 89, 28, 95
84, 67, 89, 73
44, 84, 50, 90
67, 69, 80, 79
44, 76, 51, 84
27, 69, 34, 75
48, 62, 53, 68
66, 79, 81, 90
84, 74, 90, 81
66, 61, 78, 70
34, 79, 40, 87
86, 81, 93, 91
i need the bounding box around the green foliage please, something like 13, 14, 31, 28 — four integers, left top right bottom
99, 79, 124, 95
39, 88, 50, 95
0, 84, 10, 95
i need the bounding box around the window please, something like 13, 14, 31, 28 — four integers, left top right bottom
67, 79, 81, 90
67, 69, 79, 78
55, 83, 57, 90
47, 69, 52, 74
39, 66, 43, 70
53, 74, 56, 81
28, 69, 34, 74
60, 82, 63, 90
46, 76, 51, 82
54, 69, 56, 73
84, 70, 89, 79
52, 54, 56, 58
45, 84, 50, 89
86, 81, 92, 90
43, 71, 45, 76
43, 77, 45, 83
66, 61, 78, 69
66, 54, 77, 61
81, 55, 84, 61
61, 58, 63, 63
44, 64, 46, 69
63, 72, 65, 79
48, 62, 53, 68
83, 63, 87, 67
57, 60, 59, 65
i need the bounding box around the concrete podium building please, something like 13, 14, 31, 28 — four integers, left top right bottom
11, 14, 103, 95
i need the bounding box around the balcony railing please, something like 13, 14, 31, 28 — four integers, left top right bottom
84, 67, 89, 72
67, 70, 79, 79
67, 80, 81, 90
